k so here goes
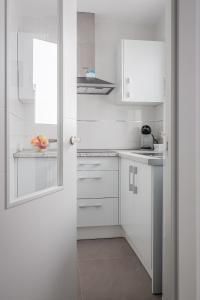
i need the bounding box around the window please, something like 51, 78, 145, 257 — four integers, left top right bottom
33, 39, 57, 124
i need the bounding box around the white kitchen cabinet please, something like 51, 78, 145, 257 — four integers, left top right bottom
77, 170, 118, 199
117, 40, 164, 104
77, 198, 119, 227
120, 157, 163, 294
77, 156, 119, 228
17, 32, 35, 103
77, 157, 119, 171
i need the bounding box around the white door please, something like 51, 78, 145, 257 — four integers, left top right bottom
0, 1, 77, 300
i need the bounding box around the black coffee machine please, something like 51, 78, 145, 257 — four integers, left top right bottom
140, 125, 158, 150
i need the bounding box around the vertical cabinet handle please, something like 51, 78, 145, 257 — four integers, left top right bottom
125, 77, 132, 99
129, 165, 138, 194
129, 165, 134, 192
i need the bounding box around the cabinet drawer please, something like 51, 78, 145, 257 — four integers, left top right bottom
77, 157, 119, 171
77, 170, 118, 198
77, 198, 119, 227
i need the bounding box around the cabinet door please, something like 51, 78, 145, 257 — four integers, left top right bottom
122, 40, 164, 103
127, 161, 147, 266
121, 158, 152, 276
77, 170, 118, 199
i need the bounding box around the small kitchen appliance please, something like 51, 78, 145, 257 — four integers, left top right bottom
140, 125, 158, 150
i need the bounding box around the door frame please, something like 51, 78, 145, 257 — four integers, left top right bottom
163, 0, 178, 299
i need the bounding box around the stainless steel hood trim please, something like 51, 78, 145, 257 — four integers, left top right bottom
77, 77, 115, 95
77, 87, 115, 95
77, 83, 115, 88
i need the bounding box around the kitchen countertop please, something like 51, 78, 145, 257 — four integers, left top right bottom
117, 150, 163, 166
77, 150, 118, 157
77, 149, 164, 166
14, 149, 163, 165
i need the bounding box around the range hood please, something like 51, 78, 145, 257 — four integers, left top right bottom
77, 12, 115, 95
77, 77, 115, 95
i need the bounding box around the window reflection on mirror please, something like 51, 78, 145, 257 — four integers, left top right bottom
33, 39, 57, 125
6, 0, 62, 207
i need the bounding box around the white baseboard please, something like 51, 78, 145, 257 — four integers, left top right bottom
77, 225, 124, 240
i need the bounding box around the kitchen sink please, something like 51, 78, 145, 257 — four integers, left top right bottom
131, 152, 163, 158
139, 153, 163, 157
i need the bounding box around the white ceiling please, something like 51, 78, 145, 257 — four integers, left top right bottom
78, 0, 165, 25
16, 0, 57, 17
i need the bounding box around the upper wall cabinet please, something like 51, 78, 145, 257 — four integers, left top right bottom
117, 40, 164, 105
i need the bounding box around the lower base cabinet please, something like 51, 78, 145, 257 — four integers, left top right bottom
120, 157, 163, 294
77, 198, 119, 227
77, 156, 119, 227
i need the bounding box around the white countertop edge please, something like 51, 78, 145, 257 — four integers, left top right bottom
117, 151, 163, 166
77, 152, 118, 157
14, 149, 164, 166
77, 149, 164, 166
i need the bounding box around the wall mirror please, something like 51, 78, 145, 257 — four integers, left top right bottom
6, 0, 63, 208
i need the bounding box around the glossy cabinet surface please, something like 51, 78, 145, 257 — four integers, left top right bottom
120, 157, 163, 294
77, 198, 119, 227
120, 158, 152, 274
118, 40, 164, 104
77, 157, 119, 171
77, 170, 118, 199
77, 157, 119, 227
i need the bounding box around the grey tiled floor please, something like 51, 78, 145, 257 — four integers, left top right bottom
77, 238, 162, 300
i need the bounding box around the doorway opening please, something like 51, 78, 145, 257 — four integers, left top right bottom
76, 0, 176, 299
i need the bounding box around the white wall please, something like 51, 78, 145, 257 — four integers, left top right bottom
178, 0, 198, 299
0, 1, 77, 299
77, 15, 164, 149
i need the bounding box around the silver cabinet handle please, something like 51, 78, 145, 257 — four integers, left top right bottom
129, 165, 134, 192
78, 177, 102, 180
78, 204, 102, 208
129, 165, 138, 194
133, 166, 138, 194
70, 136, 81, 145
78, 163, 101, 166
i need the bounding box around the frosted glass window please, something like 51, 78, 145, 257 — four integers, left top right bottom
33, 39, 57, 124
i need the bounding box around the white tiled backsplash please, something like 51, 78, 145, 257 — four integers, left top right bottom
77, 96, 163, 150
